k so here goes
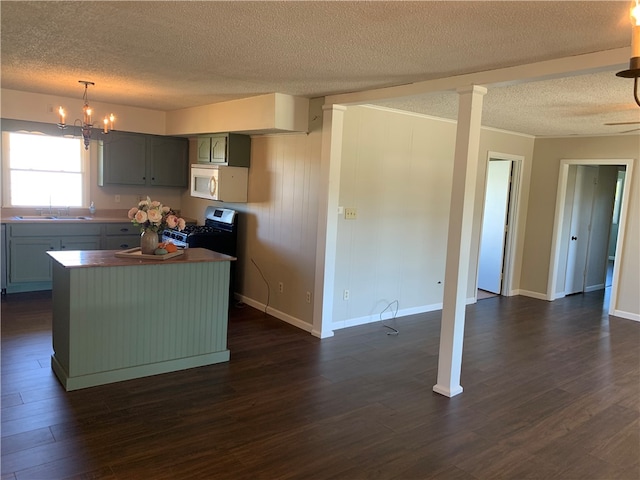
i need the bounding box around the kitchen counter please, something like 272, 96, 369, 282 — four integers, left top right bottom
48, 247, 234, 391
0, 208, 197, 225
48, 247, 235, 268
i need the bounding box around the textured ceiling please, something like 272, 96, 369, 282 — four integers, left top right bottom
1, 1, 639, 137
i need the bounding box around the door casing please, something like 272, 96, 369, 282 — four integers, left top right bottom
547, 158, 634, 317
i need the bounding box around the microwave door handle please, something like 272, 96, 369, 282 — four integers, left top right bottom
209, 175, 217, 197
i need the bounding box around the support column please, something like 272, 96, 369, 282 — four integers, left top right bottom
312, 104, 347, 339
433, 85, 487, 398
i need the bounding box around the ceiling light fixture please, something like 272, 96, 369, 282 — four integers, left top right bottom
57, 80, 116, 149
617, 0, 640, 107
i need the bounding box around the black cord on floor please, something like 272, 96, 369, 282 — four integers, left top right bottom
251, 258, 270, 315
380, 300, 399, 335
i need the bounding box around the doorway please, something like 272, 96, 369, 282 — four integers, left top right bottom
477, 153, 523, 297
547, 159, 634, 316
562, 165, 619, 295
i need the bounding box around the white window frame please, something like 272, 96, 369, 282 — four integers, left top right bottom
1, 130, 91, 208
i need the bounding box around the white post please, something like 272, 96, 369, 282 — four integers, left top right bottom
312, 104, 347, 339
433, 85, 487, 397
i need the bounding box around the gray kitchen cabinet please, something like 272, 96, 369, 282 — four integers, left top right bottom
9, 236, 101, 285
197, 133, 250, 167
99, 131, 189, 187
104, 223, 140, 250
7, 223, 102, 293
99, 132, 147, 186
1, 224, 6, 294
9, 236, 56, 283
148, 136, 189, 187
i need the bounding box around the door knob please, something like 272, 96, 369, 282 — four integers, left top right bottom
571, 236, 577, 241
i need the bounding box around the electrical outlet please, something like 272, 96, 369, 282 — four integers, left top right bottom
114, 195, 121, 203
344, 208, 357, 220
279, 282, 284, 294
306, 291, 311, 303
343, 289, 350, 301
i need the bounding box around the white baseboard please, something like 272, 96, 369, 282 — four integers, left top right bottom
611, 309, 640, 322
584, 284, 605, 293
433, 384, 463, 397
331, 302, 444, 331
514, 289, 550, 300
235, 294, 313, 333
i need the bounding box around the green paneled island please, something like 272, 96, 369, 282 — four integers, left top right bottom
47, 248, 235, 391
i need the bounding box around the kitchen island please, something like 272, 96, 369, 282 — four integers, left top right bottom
47, 248, 235, 391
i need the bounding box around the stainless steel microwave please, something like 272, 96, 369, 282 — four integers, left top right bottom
190, 165, 248, 203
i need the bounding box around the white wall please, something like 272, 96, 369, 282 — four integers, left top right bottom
332, 106, 535, 329
333, 106, 455, 327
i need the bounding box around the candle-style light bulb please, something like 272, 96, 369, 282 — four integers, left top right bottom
58, 107, 65, 125
83, 105, 92, 125
109, 113, 115, 130
632, 0, 640, 24
103, 117, 109, 134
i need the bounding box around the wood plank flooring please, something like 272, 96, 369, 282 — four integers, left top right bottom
2, 290, 639, 479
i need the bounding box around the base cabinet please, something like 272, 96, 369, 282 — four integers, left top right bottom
104, 223, 140, 250
9, 237, 57, 283
1, 225, 5, 293
7, 224, 102, 293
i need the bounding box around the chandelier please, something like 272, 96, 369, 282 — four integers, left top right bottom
57, 80, 116, 149
616, 0, 640, 107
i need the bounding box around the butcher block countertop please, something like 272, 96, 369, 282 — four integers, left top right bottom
48, 248, 236, 268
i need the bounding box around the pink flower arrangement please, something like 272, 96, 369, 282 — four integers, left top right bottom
127, 197, 186, 233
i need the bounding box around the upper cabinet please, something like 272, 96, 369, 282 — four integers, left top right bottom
99, 131, 189, 187
197, 133, 250, 167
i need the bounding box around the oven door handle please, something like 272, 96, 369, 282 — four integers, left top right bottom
209, 176, 217, 197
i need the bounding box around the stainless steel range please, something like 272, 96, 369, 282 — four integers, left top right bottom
162, 207, 238, 302
162, 206, 237, 257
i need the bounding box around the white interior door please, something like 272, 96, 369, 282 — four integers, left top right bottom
478, 160, 512, 294
565, 165, 597, 295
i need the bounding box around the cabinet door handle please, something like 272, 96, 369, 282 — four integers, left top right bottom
120, 228, 129, 232
120, 244, 129, 248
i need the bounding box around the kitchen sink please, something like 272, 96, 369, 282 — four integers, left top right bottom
14, 215, 92, 220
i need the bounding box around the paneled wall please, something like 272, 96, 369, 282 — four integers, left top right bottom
216, 102, 324, 328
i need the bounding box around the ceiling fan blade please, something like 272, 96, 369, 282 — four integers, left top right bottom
604, 121, 640, 126
620, 127, 640, 133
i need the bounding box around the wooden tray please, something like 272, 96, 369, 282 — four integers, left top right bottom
115, 247, 185, 260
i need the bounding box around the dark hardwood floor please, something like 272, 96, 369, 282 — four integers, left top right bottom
2, 290, 639, 479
